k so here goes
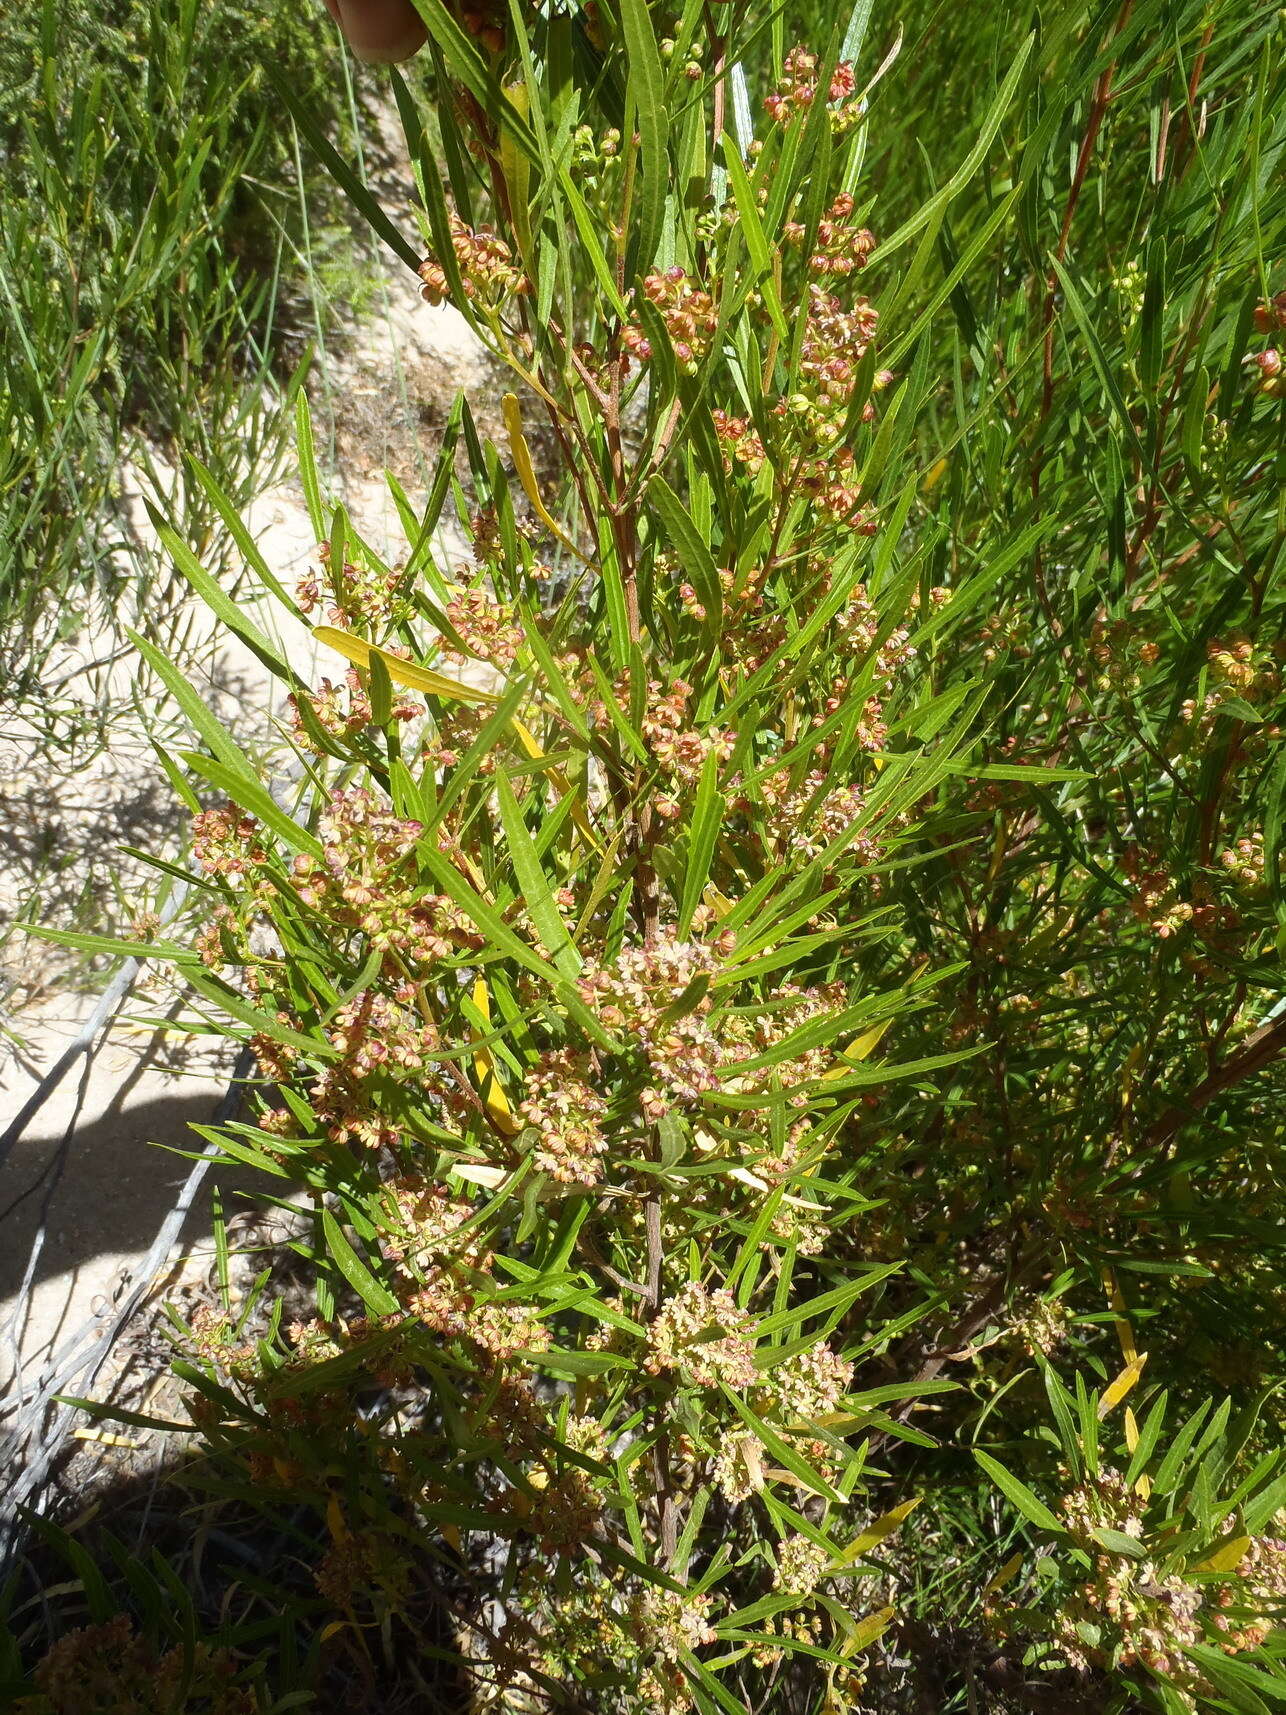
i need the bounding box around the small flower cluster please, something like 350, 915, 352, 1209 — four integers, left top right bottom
641, 677, 735, 796
1010, 1293, 1070, 1356
518, 1048, 610, 1183
439, 583, 524, 669
631, 1583, 718, 1666
1213, 1535, 1286, 1652
297, 542, 406, 630
382, 1177, 553, 1363
1220, 832, 1266, 891
384, 1175, 480, 1273
193, 805, 264, 877
835, 579, 919, 676
712, 1429, 766, 1502
571, 122, 623, 179
583, 675, 734, 810
1178, 635, 1283, 743
1123, 849, 1195, 940
31, 1616, 254, 1715
1025, 1474, 1286, 1699
1055, 1557, 1204, 1682
624, 267, 718, 369
710, 1341, 853, 1502
1249, 347, 1283, 396
1088, 619, 1161, 696
292, 787, 483, 964
1247, 292, 1286, 396
314, 1525, 411, 1614
747, 1606, 832, 1672
418, 214, 529, 312
1040, 1509, 1286, 1703
795, 283, 881, 405
289, 668, 419, 749
723, 980, 848, 1099
404, 1269, 551, 1362
497, 1413, 613, 1553
765, 48, 862, 132
520, 1573, 719, 1715
770, 1340, 854, 1424
577, 931, 728, 1109
644, 1281, 759, 1388
186, 1303, 257, 1380
784, 192, 876, 278
755, 769, 886, 866
773, 1533, 831, 1596
1060, 1468, 1145, 1546
1207, 634, 1279, 694
714, 281, 884, 525
305, 985, 447, 1148
658, 34, 704, 79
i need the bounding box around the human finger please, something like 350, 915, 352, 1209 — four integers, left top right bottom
321, 0, 427, 63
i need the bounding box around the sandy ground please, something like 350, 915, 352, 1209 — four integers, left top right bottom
0, 267, 489, 1440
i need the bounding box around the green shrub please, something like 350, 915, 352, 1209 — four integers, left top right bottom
16, 0, 1286, 1710
0, 0, 356, 672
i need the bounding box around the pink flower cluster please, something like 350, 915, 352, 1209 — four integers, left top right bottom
418, 215, 528, 312
288, 669, 419, 750
438, 584, 524, 669
765, 48, 862, 131
644, 1281, 759, 1388
297, 542, 405, 630
193, 806, 264, 877
624, 268, 718, 369
577, 932, 728, 1112
784, 192, 876, 278
291, 787, 483, 965
518, 1048, 610, 1183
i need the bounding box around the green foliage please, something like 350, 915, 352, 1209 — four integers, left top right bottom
12, 0, 1286, 1711
0, 0, 355, 676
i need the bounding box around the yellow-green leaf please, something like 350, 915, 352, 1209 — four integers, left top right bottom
1098, 1354, 1148, 1419
314, 626, 501, 704
832, 1498, 921, 1567
1195, 1535, 1251, 1575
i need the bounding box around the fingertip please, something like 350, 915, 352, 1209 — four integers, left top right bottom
331, 0, 428, 64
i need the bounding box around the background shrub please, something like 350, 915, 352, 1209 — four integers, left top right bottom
8, 1, 1285, 1711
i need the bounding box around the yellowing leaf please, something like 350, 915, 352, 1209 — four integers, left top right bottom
502, 394, 591, 562
984, 1552, 1024, 1596
314, 627, 500, 704
320, 1621, 348, 1643
837, 1605, 894, 1657
326, 1494, 348, 1542
921, 457, 948, 492
451, 1161, 509, 1189
1103, 1267, 1138, 1364
71, 1427, 142, 1449
1123, 1404, 1152, 1498
511, 717, 600, 851
834, 1497, 921, 1565
1097, 1353, 1148, 1418
824, 1016, 893, 1078
471, 977, 521, 1137
1196, 1535, 1251, 1574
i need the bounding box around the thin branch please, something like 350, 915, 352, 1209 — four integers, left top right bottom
1147, 1010, 1286, 1151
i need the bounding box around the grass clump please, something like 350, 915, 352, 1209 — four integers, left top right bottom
7, 1, 1286, 1712
0, 0, 366, 683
